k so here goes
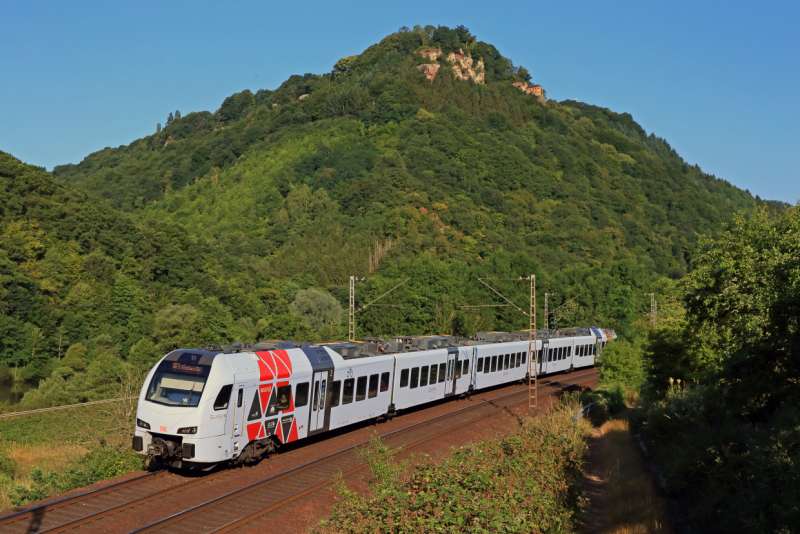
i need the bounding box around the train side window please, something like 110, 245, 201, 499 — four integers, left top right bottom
410, 367, 419, 388
356, 376, 367, 401
522, 351, 527, 364
438, 363, 446, 382
483, 357, 490, 373
462, 360, 469, 375
491, 355, 497, 372
237, 388, 243, 407
477, 358, 483, 372
276, 385, 291, 411
295, 382, 309, 407
455, 361, 461, 378
329, 380, 341, 407
342, 378, 354, 404
380, 372, 390, 392
420, 366, 429, 386
400, 369, 409, 387
247, 390, 262, 421
517, 352, 522, 367
213, 385, 233, 410
429, 364, 437, 384
368, 374, 379, 398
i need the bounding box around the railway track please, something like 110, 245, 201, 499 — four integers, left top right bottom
0, 368, 596, 533
134, 368, 597, 534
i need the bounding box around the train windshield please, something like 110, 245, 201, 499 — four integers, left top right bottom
145, 358, 211, 407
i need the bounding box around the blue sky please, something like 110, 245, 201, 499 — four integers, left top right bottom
1, 1, 798, 202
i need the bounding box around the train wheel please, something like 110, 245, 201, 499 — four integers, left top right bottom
145, 455, 162, 472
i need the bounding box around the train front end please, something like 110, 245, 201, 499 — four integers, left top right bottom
133, 349, 229, 469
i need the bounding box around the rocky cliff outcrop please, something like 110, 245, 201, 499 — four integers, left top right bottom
512, 81, 545, 101
446, 49, 485, 84
417, 62, 441, 81
415, 47, 485, 84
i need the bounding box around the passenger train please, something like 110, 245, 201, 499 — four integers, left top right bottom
132, 327, 614, 468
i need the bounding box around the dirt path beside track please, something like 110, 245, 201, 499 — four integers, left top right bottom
579, 416, 672, 534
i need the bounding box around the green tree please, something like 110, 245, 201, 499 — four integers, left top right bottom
289, 288, 343, 335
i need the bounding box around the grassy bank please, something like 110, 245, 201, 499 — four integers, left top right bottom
0, 400, 142, 510
318, 398, 591, 533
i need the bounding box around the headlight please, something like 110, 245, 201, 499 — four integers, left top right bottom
136, 418, 151, 429
177, 426, 197, 434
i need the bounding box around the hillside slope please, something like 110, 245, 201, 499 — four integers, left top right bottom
2, 26, 760, 407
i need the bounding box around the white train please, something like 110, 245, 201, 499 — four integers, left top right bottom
132, 327, 613, 468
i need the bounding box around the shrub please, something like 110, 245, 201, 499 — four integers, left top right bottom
580, 385, 625, 426
318, 399, 590, 533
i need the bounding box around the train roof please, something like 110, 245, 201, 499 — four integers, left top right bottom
207, 326, 613, 361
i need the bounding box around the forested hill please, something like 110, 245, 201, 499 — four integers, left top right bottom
2, 26, 762, 407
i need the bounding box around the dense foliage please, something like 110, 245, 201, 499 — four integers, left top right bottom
639, 206, 800, 532
318, 399, 590, 533
1, 25, 763, 410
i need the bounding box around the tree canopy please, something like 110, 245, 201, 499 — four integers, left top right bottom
0, 26, 773, 410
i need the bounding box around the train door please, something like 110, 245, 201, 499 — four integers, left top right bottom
232, 384, 245, 454
541, 339, 550, 375
303, 346, 335, 437
309, 372, 327, 433
455, 346, 472, 393
445, 348, 459, 397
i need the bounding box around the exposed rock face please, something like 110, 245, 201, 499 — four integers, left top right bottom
418, 47, 442, 61
417, 62, 441, 81
512, 81, 545, 101
446, 49, 485, 84
415, 47, 484, 84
